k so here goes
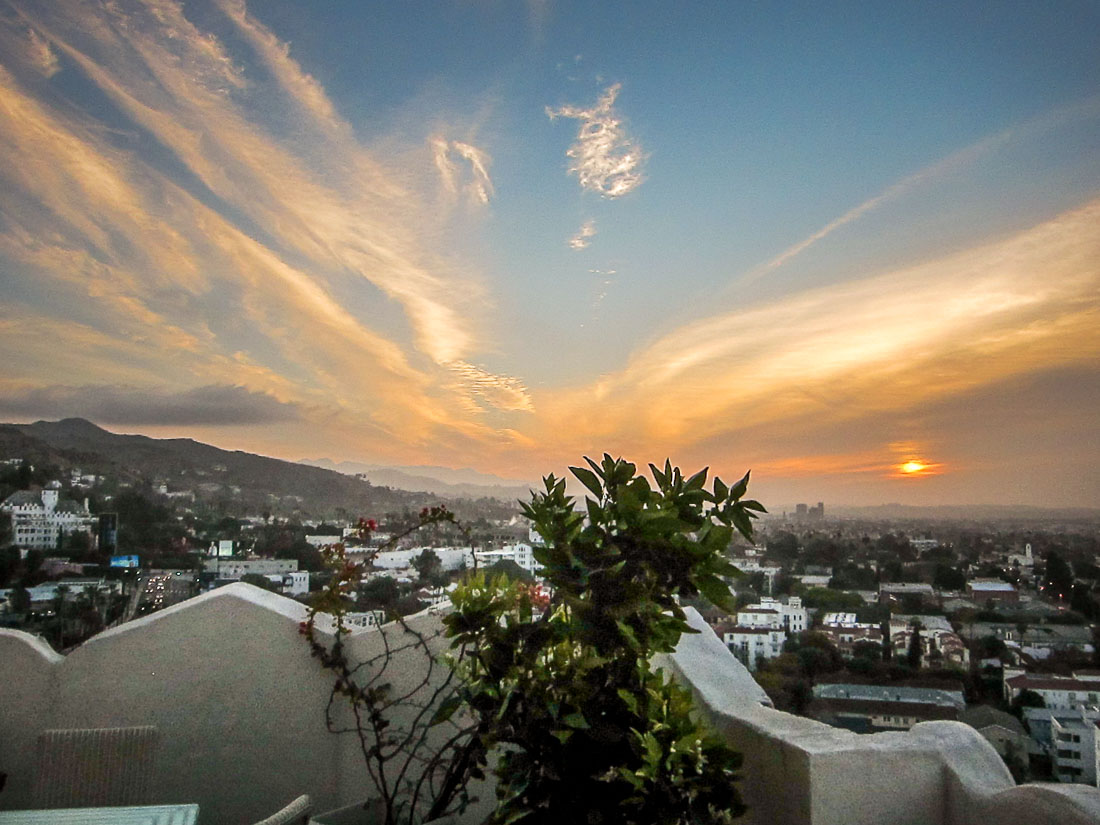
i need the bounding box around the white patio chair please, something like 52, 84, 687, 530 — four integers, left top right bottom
252, 794, 311, 825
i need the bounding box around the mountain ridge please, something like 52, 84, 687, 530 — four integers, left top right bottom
0, 418, 517, 518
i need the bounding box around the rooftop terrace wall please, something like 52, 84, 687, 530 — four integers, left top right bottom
0, 584, 483, 825
662, 607, 1100, 825
3, 587, 1100, 825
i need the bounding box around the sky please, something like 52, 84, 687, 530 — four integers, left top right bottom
0, 0, 1097, 508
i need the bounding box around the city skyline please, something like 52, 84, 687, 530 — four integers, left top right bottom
0, 1, 1097, 506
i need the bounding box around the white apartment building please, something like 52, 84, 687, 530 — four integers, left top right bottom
371, 546, 473, 572
262, 570, 309, 596
741, 596, 807, 633
205, 558, 299, 579
342, 610, 388, 632
474, 543, 543, 575
1052, 714, 1100, 786
1005, 670, 1100, 710
1024, 707, 1100, 787
1, 483, 95, 551
720, 625, 787, 671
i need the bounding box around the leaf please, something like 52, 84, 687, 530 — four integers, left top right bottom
697, 573, 736, 611
429, 693, 463, 725
617, 688, 639, 713
616, 619, 639, 649
713, 476, 728, 501
685, 467, 709, 491
728, 470, 751, 500
710, 557, 743, 578
570, 465, 604, 499
563, 712, 591, 729
741, 499, 767, 513
701, 524, 733, 553
649, 462, 667, 488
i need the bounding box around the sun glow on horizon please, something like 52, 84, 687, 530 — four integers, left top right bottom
895, 459, 944, 478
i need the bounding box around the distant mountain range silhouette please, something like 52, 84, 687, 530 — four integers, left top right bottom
0, 418, 523, 517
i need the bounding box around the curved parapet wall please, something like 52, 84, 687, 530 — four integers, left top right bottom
665, 607, 1100, 825
6, 589, 1098, 825
0, 584, 466, 825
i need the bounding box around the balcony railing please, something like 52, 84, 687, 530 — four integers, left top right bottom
1, 584, 1099, 825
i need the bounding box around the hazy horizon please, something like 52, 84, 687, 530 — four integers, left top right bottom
0, 2, 1096, 508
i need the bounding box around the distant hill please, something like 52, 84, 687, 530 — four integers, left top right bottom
300, 457, 536, 502
0, 418, 476, 518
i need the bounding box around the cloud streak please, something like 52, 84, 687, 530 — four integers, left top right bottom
547, 83, 645, 198
535, 199, 1100, 458
0, 0, 525, 462
568, 219, 597, 250
740, 96, 1100, 286
433, 137, 494, 205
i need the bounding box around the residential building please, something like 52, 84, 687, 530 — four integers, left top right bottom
371, 546, 473, 571
968, 580, 1019, 605
879, 582, 935, 601
261, 570, 309, 596
1, 483, 95, 551
342, 610, 388, 632
729, 557, 782, 592
203, 558, 298, 579
1024, 707, 1100, 786
740, 596, 807, 633
889, 616, 970, 669
474, 543, 543, 575
715, 622, 787, 671
305, 534, 343, 548
809, 683, 965, 733
815, 624, 883, 658
1004, 670, 1100, 710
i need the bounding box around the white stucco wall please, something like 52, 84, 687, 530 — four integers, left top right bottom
662, 607, 1100, 825
6, 589, 1099, 825
0, 584, 488, 825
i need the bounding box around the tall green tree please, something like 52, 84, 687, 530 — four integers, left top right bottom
906, 622, 924, 669
411, 548, 443, 584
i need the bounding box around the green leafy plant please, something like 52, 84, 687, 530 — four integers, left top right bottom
445, 455, 764, 825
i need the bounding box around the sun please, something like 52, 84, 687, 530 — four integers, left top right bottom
900, 461, 927, 474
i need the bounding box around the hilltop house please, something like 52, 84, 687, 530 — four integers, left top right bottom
1, 482, 95, 552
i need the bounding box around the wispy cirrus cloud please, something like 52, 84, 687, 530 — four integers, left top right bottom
0, 0, 522, 461
568, 219, 597, 249
23, 28, 59, 77
534, 199, 1100, 458
432, 137, 494, 205
739, 95, 1100, 287
445, 361, 533, 414
547, 83, 645, 198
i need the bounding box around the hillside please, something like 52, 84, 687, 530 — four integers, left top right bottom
301, 457, 535, 501
0, 418, 473, 519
